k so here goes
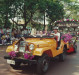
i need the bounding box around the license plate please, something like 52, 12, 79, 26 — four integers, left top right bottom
7, 59, 15, 65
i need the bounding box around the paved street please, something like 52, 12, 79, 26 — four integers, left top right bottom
0, 41, 79, 75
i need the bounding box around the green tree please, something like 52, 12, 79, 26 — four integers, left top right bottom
37, 0, 48, 30
46, 0, 64, 25
34, 0, 64, 30
60, 0, 79, 19
0, 0, 65, 29
9, 0, 38, 29
0, 0, 15, 28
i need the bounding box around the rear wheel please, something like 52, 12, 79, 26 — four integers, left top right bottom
37, 54, 50, 74
59, 47, 66, 61
74, 45, 77, 53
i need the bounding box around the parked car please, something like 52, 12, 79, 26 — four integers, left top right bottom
4, 35, 69, 74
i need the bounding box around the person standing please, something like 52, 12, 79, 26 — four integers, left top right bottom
28, 29, 31, 35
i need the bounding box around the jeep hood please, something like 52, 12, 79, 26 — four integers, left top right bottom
26, 38, 56, 47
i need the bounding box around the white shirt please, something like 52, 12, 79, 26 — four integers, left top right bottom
7, 29, 11, 33
31, 28, 36, 35
53, 32, 60, 41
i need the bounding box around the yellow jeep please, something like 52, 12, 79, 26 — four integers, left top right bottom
4, 36, 67, 74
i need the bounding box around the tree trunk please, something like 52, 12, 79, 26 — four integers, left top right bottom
23, 4, 27, 29
4, 13, 8, 28
43, 12, 45, 31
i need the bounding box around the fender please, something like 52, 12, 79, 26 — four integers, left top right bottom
6, 41, 18, 52
33, 47, 53, 56
6, 45, 14, 52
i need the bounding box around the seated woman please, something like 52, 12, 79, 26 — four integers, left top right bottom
6, 34, 11, 44
1, 34, 6, 45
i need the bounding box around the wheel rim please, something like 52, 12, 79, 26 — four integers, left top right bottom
42, 59, 49, 72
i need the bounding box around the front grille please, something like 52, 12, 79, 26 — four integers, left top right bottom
18, 41, 29, 52
16, 52, 24, 58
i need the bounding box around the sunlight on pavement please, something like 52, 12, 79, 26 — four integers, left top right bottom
9, 68, 22, 73
75, 66, 79, 68
73, 72, 79, 75
0, 50, 4, 51
0, 64, 6, 67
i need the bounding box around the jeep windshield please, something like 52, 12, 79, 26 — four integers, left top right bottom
24, 35, 54, 38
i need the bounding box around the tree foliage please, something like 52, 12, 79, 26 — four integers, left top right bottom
0, 0, 15, 28
46, 0, 64, 24
60, 0, 79, 19
0, 0, 65, 29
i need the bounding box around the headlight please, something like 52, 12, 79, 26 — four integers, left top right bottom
29, 44, 34, 50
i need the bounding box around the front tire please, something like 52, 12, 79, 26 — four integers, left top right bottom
37, 54, 50, 74
10, 62, 21, 69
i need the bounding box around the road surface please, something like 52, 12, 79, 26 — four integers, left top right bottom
0, 41, 79, 75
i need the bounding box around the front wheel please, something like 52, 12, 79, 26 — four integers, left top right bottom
10, 62, 21, 69
37, 54, 50, 74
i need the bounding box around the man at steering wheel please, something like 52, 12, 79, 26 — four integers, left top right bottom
51, 27, 61, 50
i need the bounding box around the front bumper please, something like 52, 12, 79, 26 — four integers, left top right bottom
4, 56, 37, 64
